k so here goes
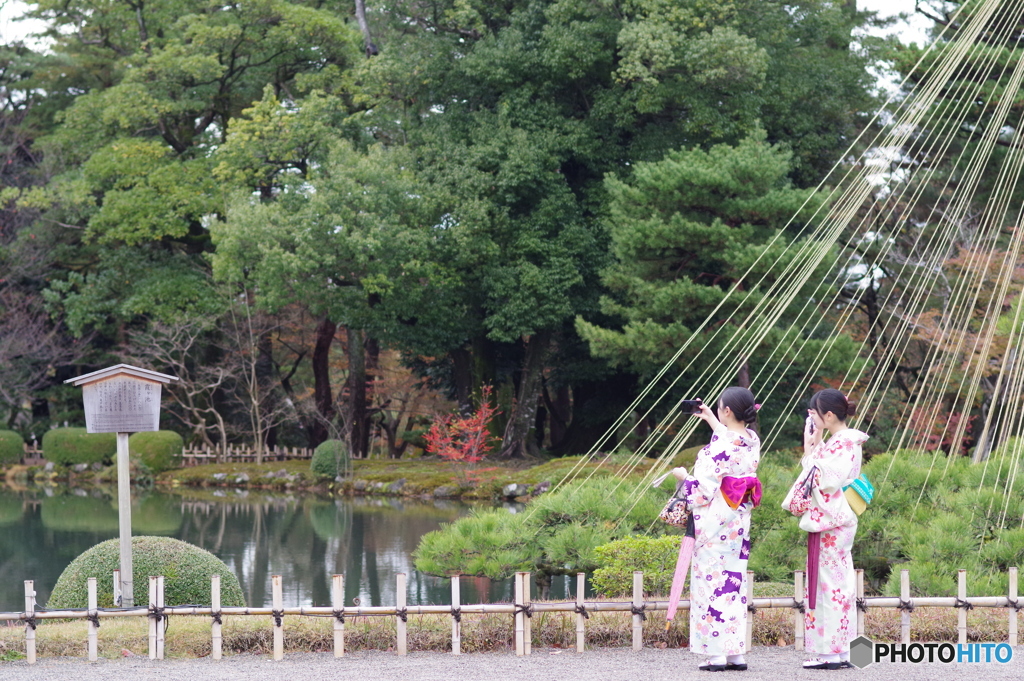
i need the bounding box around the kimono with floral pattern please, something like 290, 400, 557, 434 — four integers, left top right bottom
681, 429, 761, 657
782, 429, 869, 655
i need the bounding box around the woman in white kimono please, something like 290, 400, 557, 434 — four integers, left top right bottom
782, 388, 869, 670
673, 387, 762, 672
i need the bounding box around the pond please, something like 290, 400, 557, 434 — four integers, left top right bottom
0, 485, 584, 612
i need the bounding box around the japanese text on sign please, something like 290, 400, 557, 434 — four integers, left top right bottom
82, 377, 161, 433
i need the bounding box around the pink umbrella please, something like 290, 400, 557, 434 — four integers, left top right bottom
807, 531, 821, 610
665, 513, 696, 630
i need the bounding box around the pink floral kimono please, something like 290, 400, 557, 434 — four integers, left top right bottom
782, 429, 869, 655
681, 429, 761, 657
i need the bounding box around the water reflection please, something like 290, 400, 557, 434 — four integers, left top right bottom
0, 485, 585, 612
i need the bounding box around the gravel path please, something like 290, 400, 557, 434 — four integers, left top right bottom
1, 646, 1022, 681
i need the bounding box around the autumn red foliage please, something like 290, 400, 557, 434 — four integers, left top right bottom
424, 386, 500, 463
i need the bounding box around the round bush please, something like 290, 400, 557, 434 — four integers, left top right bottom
0, 430, 24, 465
129, 430, 184, 474
311, 439, 349, 479
591, 535, 682, 597
42, 428, 116, 466
47, 536, 245, 609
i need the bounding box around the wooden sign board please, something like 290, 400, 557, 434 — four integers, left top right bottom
82, 377, 162, 434
65, 364, 178, 434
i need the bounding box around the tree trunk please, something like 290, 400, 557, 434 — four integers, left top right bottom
499, 331, 552, 459
257, 330, 277, 452
343, 327, 370, 459
310, 316, 337, 448
737, 359, 750, 389
354, 0, 379, 55
544, 383, 571, 449
451, 346, 474, 414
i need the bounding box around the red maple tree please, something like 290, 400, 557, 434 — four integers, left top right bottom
424, 386, 500, 463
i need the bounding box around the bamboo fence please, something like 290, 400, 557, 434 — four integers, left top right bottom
2, 567, 1021, 664
19, 443, 314, 467
180, 444, 314, 465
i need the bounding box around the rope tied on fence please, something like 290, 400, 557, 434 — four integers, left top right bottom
272, 609, 284, 627
86, 612, 101, 628
954, 597, 974, 611
396, 607, 408, 623
211, 612, 222, 625
513, 604, 534, 619
148, 605, 165, 623
791, 600, 806, 614
747, 603, 757, 614
333, 609, 345, 624
630, 604, 647, 621
897, 599, 915, 613
574, 604, 590, 619
1006, 598, 1024, 612
856, 598, 868, 613
450, 607, 461, 623
23, 616, 37, 630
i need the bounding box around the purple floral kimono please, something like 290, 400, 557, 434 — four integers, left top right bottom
681, 428, 761, 657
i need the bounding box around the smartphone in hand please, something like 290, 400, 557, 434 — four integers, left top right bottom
805, 416, 816, 435
680, 399, 702, 415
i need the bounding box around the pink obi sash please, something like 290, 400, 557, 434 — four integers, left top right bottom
721, 476, 762, 510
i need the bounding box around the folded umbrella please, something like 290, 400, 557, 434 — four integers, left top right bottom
806, 531, 821, 610
665, 512, 696, 630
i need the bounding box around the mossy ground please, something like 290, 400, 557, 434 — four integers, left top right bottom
151, 454, 661, 499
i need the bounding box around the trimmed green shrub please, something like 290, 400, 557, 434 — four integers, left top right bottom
42, 428, 116, 466
415, 476, 668, 580
129, 430, 184, 475
47, 536, 245, 608
592, 535, 682, 597
0, 430, 24, 464
41, 494, 120, 532
311, 439, 350, 479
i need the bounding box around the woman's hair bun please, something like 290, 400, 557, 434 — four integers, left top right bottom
719, 386, 758, 425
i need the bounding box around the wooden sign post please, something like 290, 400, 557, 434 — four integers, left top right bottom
65, 364, 178, 607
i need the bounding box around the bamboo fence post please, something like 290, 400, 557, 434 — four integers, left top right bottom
794, 570, 804, 651
332, 574, 344, 658
272, 575, 284, 661
24, 580, 35, 665
631, 571, 643, 652
855, 569, 865, 637
900, 569, 911, 644
514, 572, 525, 656
211, 574, 222, 661
1010, 567, 1018, 646
575, 572, 586, 653
113, 569, 121, 608
745, 570, 754, 652
957, 569, 967, 645
148, 576, 158, 660
451, 575, 461, 656
396, 573, 408, 656
525, 573, 534, 656
156, 575, 166, 660
87, 577, 98, 662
